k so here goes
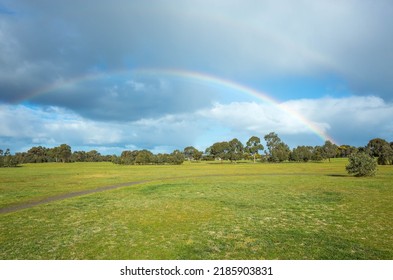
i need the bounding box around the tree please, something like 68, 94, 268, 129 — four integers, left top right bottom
272, 143, 291, 162
227, 138, 244, 162
311, 146, 324, 161
169, 150, 185, 165
3, 149, 11, 167
246, 136, 264, 163
0, 148, 18, 167
57, 144, 72, 163
155, 153, 170, 164
346, 152, 377, 177
72, 151, 86, 162
367, 138, 390, 157
183, 146, 202, 161
119, 150, 138, 165
264, 132, 280, 150
27, 146, 48, 163
290, 146, 313, 162
264, 132, 290, 162
193, 150, 203, 161
377, 143, 393, 165
86, 150, 102, 162
208, 141, 230, 162
322, 140, 338, 162
135, 150, 154, 165
337, 145, 358, 158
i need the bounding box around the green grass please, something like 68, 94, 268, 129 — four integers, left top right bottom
1, 159, 392, 259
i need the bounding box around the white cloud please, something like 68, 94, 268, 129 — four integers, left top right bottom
1, 95, 392, 154
0, 104, 204, 153
198, 96, 393, 146
283, 96, 392, 126
199, 101, 326, 136
0, 104, 123, 148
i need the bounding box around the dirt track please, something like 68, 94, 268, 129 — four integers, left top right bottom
0, 180, 149, 215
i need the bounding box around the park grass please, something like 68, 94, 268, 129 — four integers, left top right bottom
1, 159, 392, 259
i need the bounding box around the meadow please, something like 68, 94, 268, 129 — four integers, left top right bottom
1, 159, 392, 259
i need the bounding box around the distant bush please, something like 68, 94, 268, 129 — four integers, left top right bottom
346, 152, 377, 177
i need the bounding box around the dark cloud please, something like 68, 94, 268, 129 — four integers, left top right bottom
1, 0, 393, 107
27, 73, 220, 121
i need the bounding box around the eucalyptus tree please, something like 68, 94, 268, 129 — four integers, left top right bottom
264, 132, 290, 162
183, 146, 203, 161
227, 138, 244, 162
246, 136, 264, 163
322, 140, 338, 162
208, 141, 230, 162
290, 146, 313, 162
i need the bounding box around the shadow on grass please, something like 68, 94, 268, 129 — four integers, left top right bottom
326, 174, 350, 177
206, 161, 253, 165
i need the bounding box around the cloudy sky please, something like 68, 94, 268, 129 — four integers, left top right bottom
1, 0, 393, 154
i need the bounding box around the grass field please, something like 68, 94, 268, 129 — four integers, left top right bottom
1, 159, 392, 259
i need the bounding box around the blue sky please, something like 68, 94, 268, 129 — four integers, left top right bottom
1, 0, 393, 154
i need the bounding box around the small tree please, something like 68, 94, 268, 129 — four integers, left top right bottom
346, 152, 377, 177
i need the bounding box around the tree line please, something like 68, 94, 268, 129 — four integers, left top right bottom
1, 132, 393, 167
202, 133, 347, 163
113, 149, 185, 165
1, 144, 113, 165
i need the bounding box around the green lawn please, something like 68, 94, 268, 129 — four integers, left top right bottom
1, 159, 392, 259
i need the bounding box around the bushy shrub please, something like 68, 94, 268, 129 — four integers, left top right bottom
346, 152, 377, 177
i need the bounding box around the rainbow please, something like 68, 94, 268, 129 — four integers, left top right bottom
20, 68, 336, 144
145, 69, 336, 144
